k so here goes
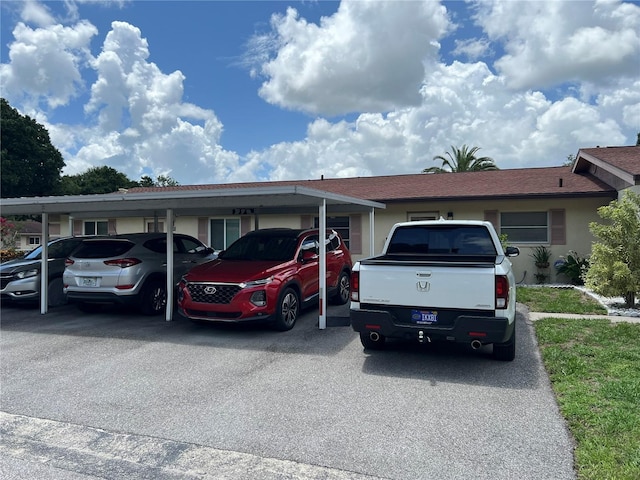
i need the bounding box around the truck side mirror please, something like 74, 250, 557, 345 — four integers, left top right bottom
505, 246, 520, 257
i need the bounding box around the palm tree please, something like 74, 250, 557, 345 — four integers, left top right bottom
423, 145, 499, 173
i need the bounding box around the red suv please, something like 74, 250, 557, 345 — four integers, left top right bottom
177, 228, 352, 330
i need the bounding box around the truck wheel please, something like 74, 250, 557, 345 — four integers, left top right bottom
331, 271, 350, 305
139, 279, 167, 316
360, 331, 386, 350
493, 324, 516, 361
273, 287, 299, 331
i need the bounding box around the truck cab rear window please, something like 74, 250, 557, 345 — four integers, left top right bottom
387, 226, 496, 255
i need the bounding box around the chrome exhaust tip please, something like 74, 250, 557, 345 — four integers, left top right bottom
470, 339, 482, 350
369, 331, 380, 342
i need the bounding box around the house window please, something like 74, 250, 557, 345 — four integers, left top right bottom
408, 212, 439, 221
210, 218, 240, 250
84, 220, 109, 236
29, 236, 41, 245
145, 219, 165, 233
314, 216, 350, 248
500, 212, 548, 243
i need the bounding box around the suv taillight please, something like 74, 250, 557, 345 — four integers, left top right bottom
65, 258, 74, 266
104, 258, 142, 268
496, 275, 509, 309
350, 271, 359, 302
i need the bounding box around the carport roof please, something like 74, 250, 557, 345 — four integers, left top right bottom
0, 185, 385, 217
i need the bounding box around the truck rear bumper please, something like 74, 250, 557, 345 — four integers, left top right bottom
350, 308, 514, 345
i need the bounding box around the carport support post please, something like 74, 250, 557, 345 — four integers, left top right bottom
165, 208, 174, 321
319, 199, 327, 330
40, 212, 49, 314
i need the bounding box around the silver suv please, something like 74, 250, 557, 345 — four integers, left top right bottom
63, 233, 216, 315
1, 236, 89, 307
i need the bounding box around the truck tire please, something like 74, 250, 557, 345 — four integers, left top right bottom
139, 279, 167, 316
492, 323, 516, 361
330, 271, 350, 305
273, 287, 299, 331
360, 331, 386, 350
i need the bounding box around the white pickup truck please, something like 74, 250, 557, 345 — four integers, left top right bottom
350, 219, 520, 361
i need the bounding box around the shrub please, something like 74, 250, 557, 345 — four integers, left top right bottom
555, 251, 589, 285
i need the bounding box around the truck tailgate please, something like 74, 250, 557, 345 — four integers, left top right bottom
358, 262, 496, 311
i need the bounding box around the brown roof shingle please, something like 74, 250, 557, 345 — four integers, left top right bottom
125, 165, 615, 203
577, 145, 640, 177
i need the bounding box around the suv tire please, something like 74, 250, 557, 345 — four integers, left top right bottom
139, 279, 167, 316
273, 287, 299, 331
48, 277, 67, 307
330, 270, 350, 305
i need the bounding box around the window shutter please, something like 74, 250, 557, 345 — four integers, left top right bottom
241, 216, 251, 236
73, 220, 82, 236
301, 215, 313, 229
108, 219, 117, 235
49, 223, 61, 236
350, 214, 362, 254
484, 210, 499, 229
550, 209, 566, 245
197, 217, 208, 244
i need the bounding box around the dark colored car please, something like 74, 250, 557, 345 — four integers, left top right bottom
177, 228, 352, 330
64, 233, 216, 315
1, 237, 89, 307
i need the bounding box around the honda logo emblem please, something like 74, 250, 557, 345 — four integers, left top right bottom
416, 281, 430, 292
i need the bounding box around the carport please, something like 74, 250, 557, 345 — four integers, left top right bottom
1, 185, 385, 327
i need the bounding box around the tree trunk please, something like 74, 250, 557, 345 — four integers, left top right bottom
624, 291, 636, 308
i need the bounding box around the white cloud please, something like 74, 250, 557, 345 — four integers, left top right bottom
0, 20, 97, 108
248, 60, 629, 180
1, 0, 636, 188
21, 0, 56, 26
66, 21, 239, 183
472, 0, 640, 90
452, 38, 492, 60
253, 0, 451, 116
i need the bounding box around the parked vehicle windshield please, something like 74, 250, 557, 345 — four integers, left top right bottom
221, 234, 298, 261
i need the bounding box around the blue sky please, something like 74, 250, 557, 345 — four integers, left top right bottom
1, 0, 639, 186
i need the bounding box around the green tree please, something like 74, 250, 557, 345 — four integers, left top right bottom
60, 166, 138, 195
1, 98, 65, 197
138, 174, 179, 187
423, 145, 498, 173
585, 190, 640, 307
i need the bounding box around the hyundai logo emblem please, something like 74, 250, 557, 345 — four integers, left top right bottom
204, 286, 217, 294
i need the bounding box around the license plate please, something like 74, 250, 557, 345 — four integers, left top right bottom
81, 277, 97, 287
411, 309, 438, 324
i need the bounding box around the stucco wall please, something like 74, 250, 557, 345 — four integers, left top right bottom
52, 194, 613, 285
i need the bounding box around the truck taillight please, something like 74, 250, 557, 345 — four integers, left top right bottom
351, 271, 359, 302
496, 275, 509, 308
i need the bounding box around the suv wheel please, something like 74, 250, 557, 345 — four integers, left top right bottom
273, 287, 299, 331
331, 271, 350, 305
48, 277, 67, 307
139, 279, 167, 316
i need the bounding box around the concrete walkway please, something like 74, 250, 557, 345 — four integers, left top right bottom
528, 311, 640, 324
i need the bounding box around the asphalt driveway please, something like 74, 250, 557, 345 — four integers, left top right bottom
0, 301, 575, 479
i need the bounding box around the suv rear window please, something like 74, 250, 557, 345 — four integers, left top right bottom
72, 240, 135, 258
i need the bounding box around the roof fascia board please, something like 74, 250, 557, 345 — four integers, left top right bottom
573, 151, 635, 183
0, 186, 385, 216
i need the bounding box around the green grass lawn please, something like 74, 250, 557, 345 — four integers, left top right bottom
518, 286, 640, 480
516, 286, 608, 315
